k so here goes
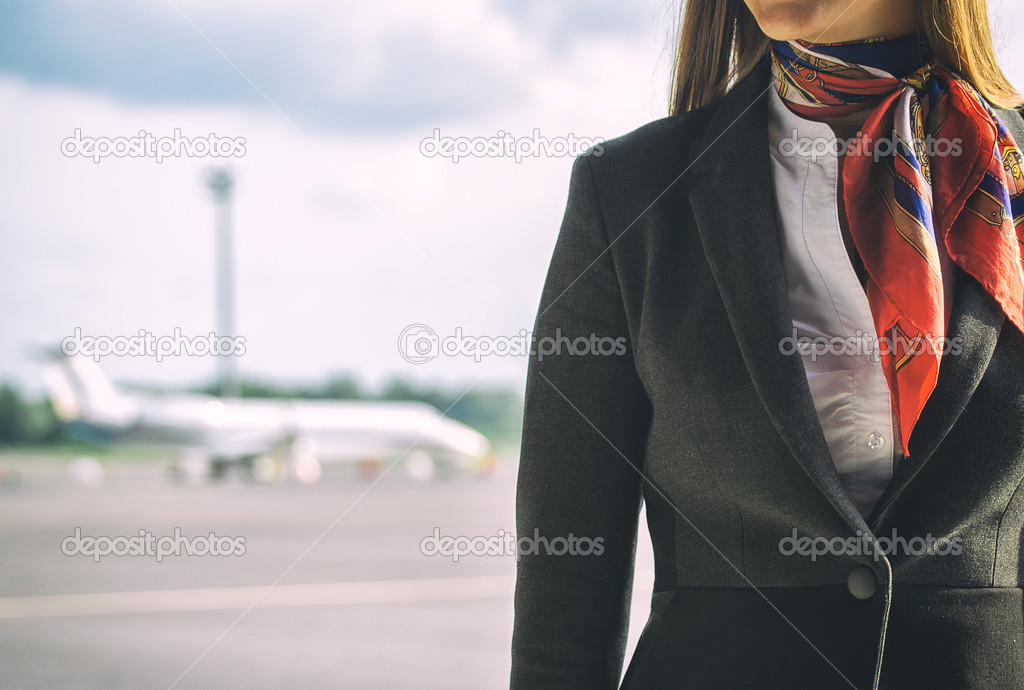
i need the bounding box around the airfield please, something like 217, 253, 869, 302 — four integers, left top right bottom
0, 451, 655, 689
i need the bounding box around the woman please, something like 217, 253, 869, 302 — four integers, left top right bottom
511, 0, 1024, 687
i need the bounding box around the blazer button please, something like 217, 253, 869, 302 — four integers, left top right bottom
847, 566, 878, 599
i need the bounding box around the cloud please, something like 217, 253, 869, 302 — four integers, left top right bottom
0, 0, 667, 134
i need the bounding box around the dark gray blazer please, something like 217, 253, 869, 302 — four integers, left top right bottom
511, 57, 1024, 690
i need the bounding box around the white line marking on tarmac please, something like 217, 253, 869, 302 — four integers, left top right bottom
0, 575, 518, 619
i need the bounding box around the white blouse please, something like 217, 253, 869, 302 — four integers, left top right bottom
766, 85, 957, 519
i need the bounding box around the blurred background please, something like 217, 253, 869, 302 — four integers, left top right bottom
0, 0, 1020, 688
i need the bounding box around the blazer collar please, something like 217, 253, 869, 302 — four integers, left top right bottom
682, 57, 1006, 534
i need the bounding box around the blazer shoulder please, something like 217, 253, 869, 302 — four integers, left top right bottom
579, 104, 719, 184
578, 59, 772, 186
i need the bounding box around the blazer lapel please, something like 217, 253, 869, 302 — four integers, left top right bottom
683, 58, 870, 535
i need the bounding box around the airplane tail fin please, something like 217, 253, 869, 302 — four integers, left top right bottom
36, 347, 139, 428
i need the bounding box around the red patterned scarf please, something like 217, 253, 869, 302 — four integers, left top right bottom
771, 35, 1024, 456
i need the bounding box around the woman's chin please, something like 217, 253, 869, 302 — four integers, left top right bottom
746, 1, 833, 41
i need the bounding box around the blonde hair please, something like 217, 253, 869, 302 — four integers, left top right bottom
669, 0, 1023, 114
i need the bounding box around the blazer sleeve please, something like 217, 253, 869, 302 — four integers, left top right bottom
510, 153, 652, 688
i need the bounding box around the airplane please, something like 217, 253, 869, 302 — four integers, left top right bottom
38, 350, 497, 484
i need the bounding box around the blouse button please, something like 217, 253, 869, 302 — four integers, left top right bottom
867, 432, 885, 451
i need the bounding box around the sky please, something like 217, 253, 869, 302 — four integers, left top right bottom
1, 0, 1021, 397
